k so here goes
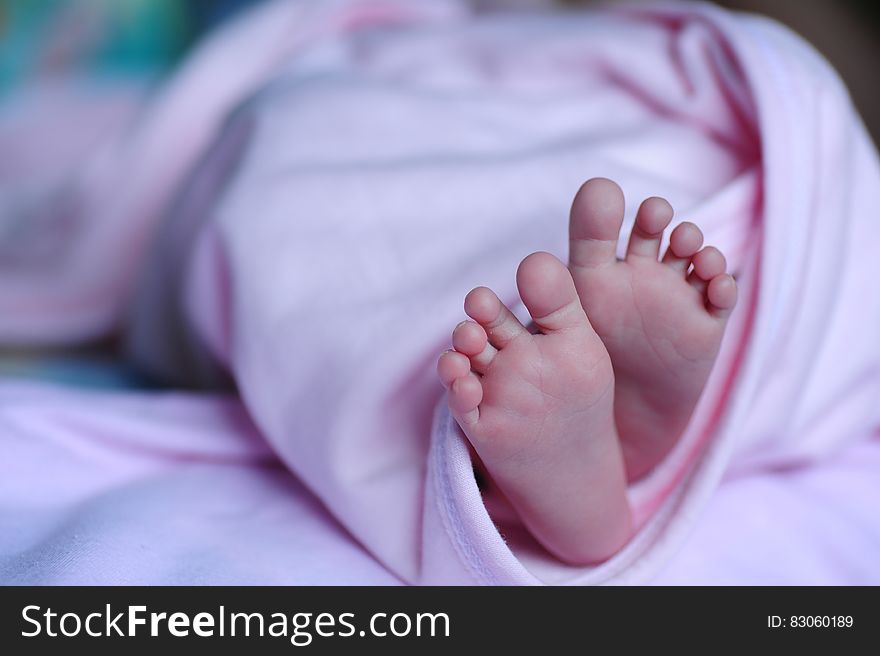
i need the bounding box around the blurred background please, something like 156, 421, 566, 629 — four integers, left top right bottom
0, 0, 877, 388
1, 0, 878, 144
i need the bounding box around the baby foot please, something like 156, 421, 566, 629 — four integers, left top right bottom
437, 252, 631, 564
568, 178, 737, 480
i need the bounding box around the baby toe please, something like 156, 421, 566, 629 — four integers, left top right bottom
688, 246, 726, 294
452, 320, 488, 356
569, 178, 626, 270
464, 286, 528, 349
517, 251, 589, 334
437, 350, 471, 388
707, 273, 737, 319
452, 319, 497, 373
662, 222, 704, 274
449, 373, 483, 426
626, 196, 674, 260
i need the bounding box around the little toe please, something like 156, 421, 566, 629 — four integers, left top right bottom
451, 320, 497, 374
626, 196, 673, 260
662, 222, 703, 274
517, 251, 589, 333
688, 246, 727, 294
707, 273, 737, 319
449, 373, 482, 426
464, 286, 529, 349
437, 350, 471, 388
568, 177, 625, 270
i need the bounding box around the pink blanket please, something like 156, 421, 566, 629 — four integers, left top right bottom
1, 0, 879, 584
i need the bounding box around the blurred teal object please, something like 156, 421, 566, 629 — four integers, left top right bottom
0, 353, 158, 390
0, 0, 202, 93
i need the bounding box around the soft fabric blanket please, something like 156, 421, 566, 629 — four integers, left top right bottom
1, 0, 878, 584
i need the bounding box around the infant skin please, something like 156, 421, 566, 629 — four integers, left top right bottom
437, 178, 737, 564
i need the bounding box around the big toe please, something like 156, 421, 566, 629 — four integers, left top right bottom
569, 177, 625, 269
517, 252, 588, 333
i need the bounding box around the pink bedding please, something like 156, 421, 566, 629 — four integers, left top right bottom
1, 0, 878, 584
0, 381, 877, 584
